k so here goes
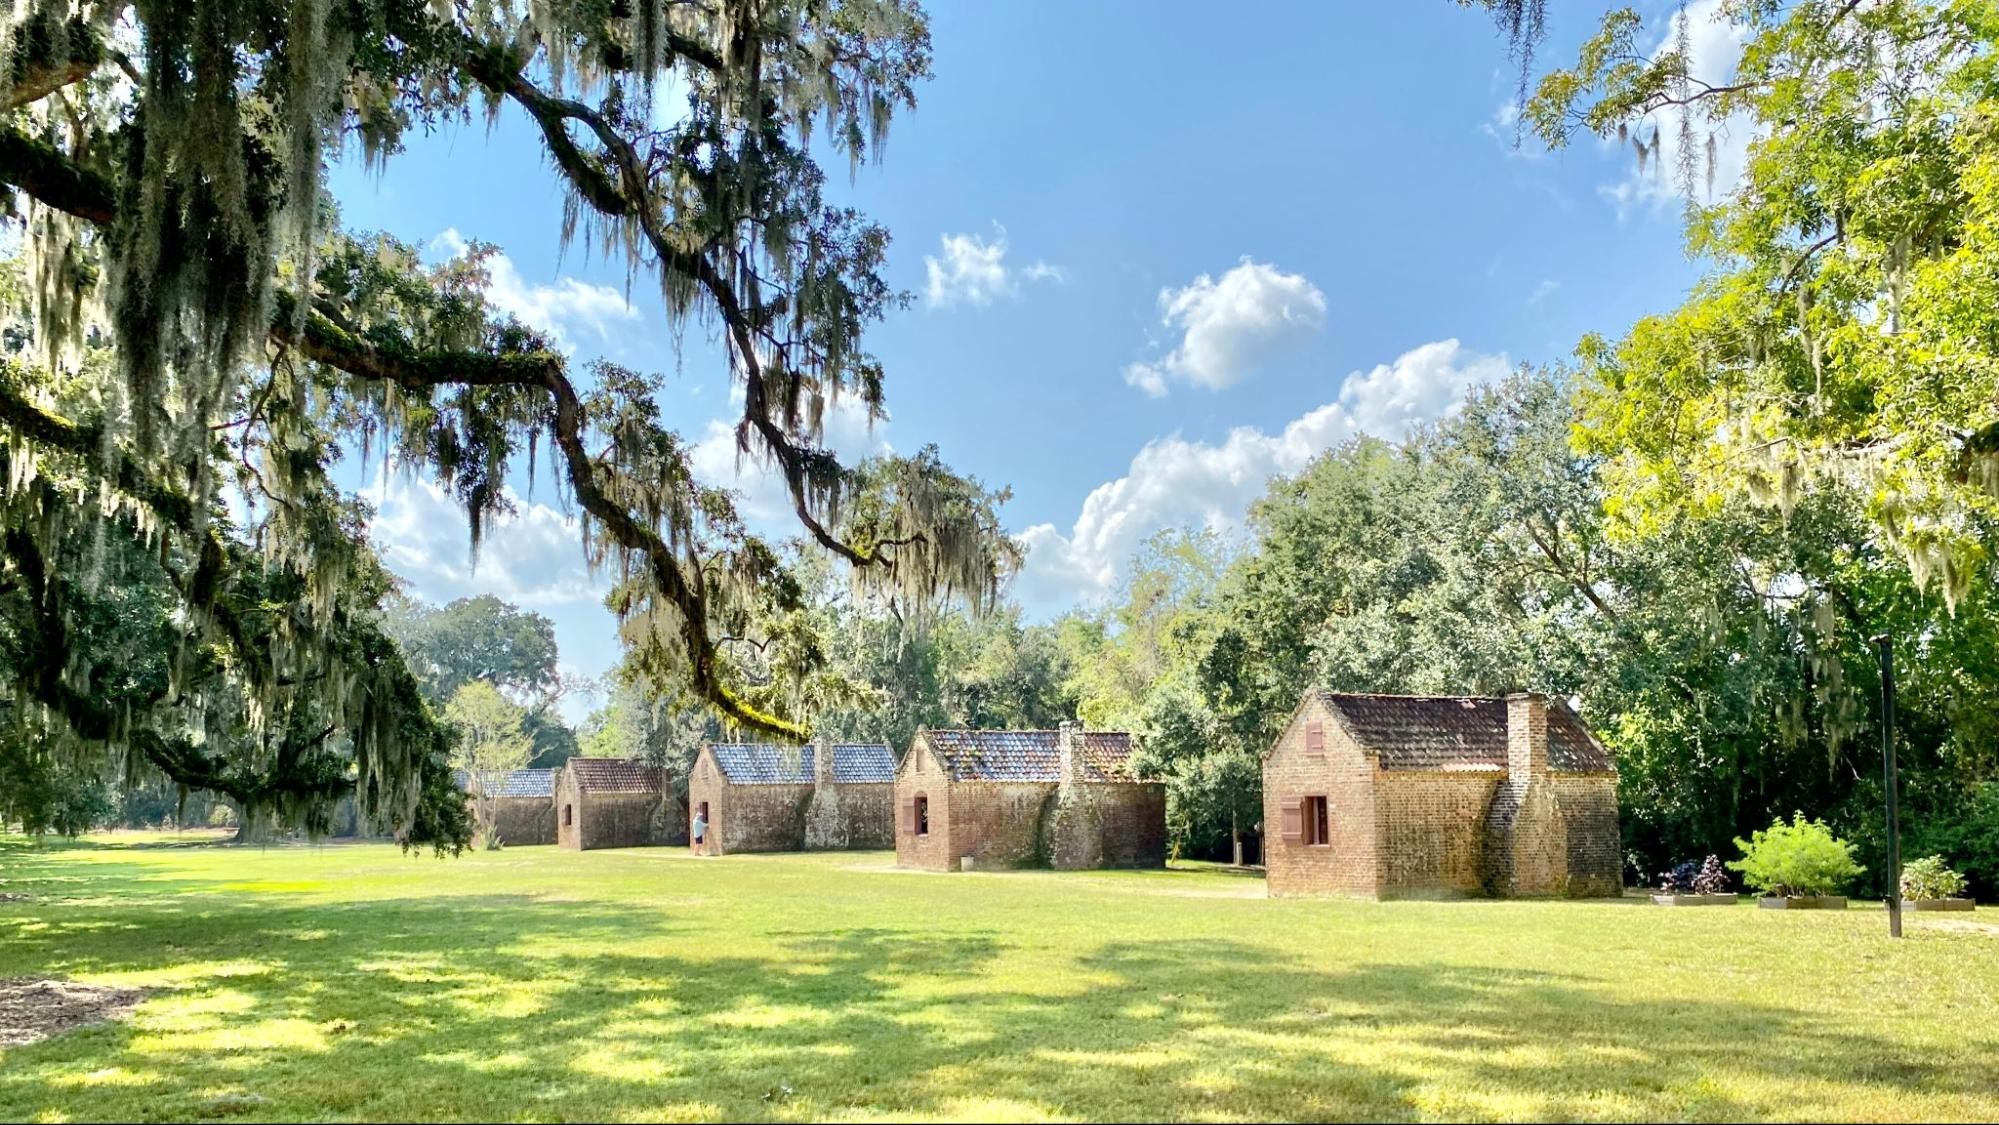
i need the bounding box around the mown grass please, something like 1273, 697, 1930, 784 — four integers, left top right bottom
0, 834, 1995, 1123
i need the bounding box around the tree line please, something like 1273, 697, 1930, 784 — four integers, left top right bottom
5, 1, 1997, 894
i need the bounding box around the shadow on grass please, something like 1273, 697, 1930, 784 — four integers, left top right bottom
0, 845, 1994, 1122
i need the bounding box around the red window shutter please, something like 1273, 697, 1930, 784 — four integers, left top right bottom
898, 799, 915, 834
1305, 722, 1324, 754
1280, 800, 1304, 844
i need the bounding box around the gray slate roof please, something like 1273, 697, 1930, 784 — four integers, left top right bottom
1313, 692, 1614, 774
566, 758, 663, 794
451, 768, 557, 799
920, 730, 1141, 784
706, 743, 897, 785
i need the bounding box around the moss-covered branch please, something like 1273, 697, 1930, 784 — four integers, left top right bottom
0, 127, 117, 225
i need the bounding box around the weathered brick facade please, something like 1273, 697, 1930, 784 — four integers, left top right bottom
894, 725, 1167, 872
453, 769, 558, 847
1264, 691, 1621, 899
555, 758, 684, 851
687, 742, 895, 855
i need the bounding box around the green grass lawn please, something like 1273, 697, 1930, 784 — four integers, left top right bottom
1, 836, 1995, 1123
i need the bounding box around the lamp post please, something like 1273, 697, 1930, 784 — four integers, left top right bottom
1873, 634, 1903, 939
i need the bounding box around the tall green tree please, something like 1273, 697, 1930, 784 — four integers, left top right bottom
1527, 0, 1999, 607
0, 0, 1014, 841
385, 594, 580, 768
445, 679, 534, 848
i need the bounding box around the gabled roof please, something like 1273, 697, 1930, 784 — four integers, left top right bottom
705, 743, 896, 785
565, 758, 663, 794
1310, 691, 1614, 774
452, 768, 557, 799
918, 730, 1142, 784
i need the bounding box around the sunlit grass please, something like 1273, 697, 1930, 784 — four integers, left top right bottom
0, 835, 1995, 1122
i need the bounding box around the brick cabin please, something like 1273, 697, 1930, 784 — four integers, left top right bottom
554, 758, 685, 851
895, 723, 1167, 872
453, 768, 558, 846
1263, 690, 1621, 899
687, 741, 897, 855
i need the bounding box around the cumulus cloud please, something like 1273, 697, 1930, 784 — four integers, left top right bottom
1123, 259, 1327, 397
1600, 0, 1755, 215
429, 228, 638, 350
1016, 339, 1511, 615
371, 474, 603, 610
370, 473, 615, 720
924, 225, 1063, 308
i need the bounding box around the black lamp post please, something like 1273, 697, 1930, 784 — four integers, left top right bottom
1873, 633, 1903, 939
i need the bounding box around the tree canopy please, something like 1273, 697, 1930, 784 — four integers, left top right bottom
0, 0, 1016, 846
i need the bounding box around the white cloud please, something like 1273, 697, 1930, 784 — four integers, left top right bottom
1123, 259, 1327, 397
923, 225, 1064, 308
371, 474, 602, 610
1600, 0, 1755, 215
370, 473, 614, 722
429, 228, 638, 350
1528, 279, 1560, 306
1016, 339, 1511, 615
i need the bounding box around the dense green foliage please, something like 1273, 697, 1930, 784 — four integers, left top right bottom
384, 594, 579, 768
0, 0, 1016, 843
1899, 853, 1969, 901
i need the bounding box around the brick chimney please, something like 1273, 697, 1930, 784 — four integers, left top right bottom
813, 735, 832, 792
1505, 692, 1549, 783
1057, 720, 1085, 784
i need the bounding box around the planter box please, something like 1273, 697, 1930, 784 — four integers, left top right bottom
1651, 893, 1741, 906
1909, 898, 1975, 912
1758, 895, 1848, 910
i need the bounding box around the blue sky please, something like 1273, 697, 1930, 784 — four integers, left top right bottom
329, 1, 1744, 713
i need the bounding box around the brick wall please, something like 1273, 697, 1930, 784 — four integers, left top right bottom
1082, 782, 1168, 869
1553, 775, 1623, 896
479, 796, 556, 848
1376, 772, 1501, 897
803, 783, 895, 850
557, 770, 681, 851
1264, 697, 1382, 897
720, 782, 813, 854
941, 782, 1057, 869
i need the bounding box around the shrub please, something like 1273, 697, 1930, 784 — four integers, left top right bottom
1728, 814, 1863, 897
1658, 855, 1732, 894
1658, 860, 1698, 894
1900, 855, 1968, 901
1692, 855, 1731, 895
207, 804, 238, 829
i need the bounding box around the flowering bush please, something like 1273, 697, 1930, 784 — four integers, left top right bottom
1691, 855, 1731, 895
1900, 855, 1968, 901
1659, 855, 1731, 894
1658, 861, 1698, 894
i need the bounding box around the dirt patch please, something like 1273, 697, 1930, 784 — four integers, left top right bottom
0, 978, 145, 1048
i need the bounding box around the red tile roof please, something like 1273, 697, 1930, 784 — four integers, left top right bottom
919, 730, 1142, 783
1314, 692, 1614, 774
565, 758, 663, 794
